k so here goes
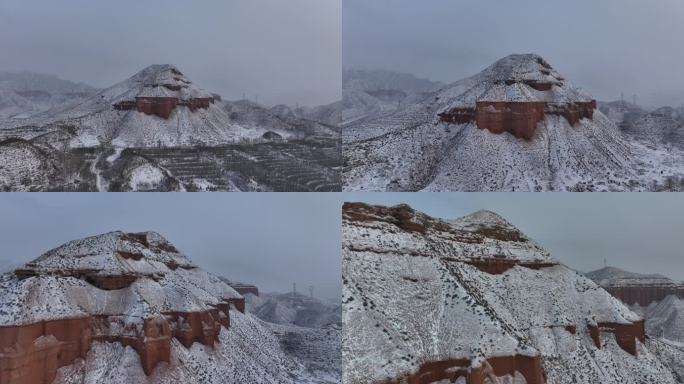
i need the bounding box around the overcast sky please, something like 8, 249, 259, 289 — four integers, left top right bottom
0, 193, 341, 300
345, 193, 684, 281
343, 0, 684, 107
0, 0, 340, 107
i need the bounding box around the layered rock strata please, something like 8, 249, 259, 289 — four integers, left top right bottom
437, 55, 597, 140
343, 203, 664, 384
0, 231, 244, 384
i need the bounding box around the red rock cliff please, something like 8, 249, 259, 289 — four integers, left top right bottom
602, 285, 684, 306
382, 354, 546, 384
588, 319, 646, 356
439, 99, 596, 140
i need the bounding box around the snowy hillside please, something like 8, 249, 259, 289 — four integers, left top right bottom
0, 231, 337, 384
343, 202, 680, 384
587, 266, 684, 344
246, 291, 342, 328
0, 71, 97, 119
342, 54, 684, 191
343, 69, 442, 126
0, 65, 341, 191
0, 65, 287, 148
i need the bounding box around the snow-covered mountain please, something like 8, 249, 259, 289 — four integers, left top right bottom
0, 71, 97, 119
342, 202, 681, 384
342, 69, 442, 126
0, 231, 338, 384
246, 291, 342, 329
343, 54, 684, 191
0, 65, 341, 191
587, 267, 684, 342
1, 65, 295, 148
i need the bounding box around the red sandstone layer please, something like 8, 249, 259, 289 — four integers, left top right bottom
463, 257, 557, 275
113, 96, 215, 119
0, 303, 234, 384
382, 354, 546, 384
602, 285, 684, 306
588, 319, 646, 356
438, 100, 597, 140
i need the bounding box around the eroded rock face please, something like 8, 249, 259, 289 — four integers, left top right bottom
228, 282, 260, 297
0, 318, 91, 384
382, 355, 545, 384
587, 266, 684, 306
603, 285, 684, 307
437, 54, 597, 140
343, 203, 670, 384
110, 66, 216, 119
0, 231, 244, 384
588, 320, 646, 356
440, 97, 597, 140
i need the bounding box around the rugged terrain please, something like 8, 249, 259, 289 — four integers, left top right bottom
343, 69, 442, 126
599, 101, 684, 150
342, 54, 684, 191
587, 267, 684, 341
342, 202, 682, 384
246, 291, 342, 329
0, 231, 339, 383
0, 71, 97, 119
0, 65, 340, 191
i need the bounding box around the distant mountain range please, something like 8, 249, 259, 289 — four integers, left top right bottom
0, 71, 97, 119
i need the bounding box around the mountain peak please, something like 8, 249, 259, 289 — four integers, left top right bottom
453, 209, 512, 227
21, 230, 195, 275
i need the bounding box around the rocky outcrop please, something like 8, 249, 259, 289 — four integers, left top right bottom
602, 285, 684, 307
343, 202, 476, 237
135, 96, 179, 119
163, 310, 224, 349
227, 297, 246, 313
587, 266, 684, 306
437, 54, 597, 140
383, 355, 545, 384
0, 317, 92, 384
343, 202, 554, 272
587, 320, 646, 356
0, 231, 245, 384
440, 100, 596, 140
228, 282, 260, 296
0, 306, 234, 383
473, 101, 546, 140
465, 257, 557, 275
125, 96, 215, 118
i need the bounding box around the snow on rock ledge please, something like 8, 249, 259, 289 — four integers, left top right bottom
0, 231, 245, 384
342, 202, 553, 273
437, 54, 597, 140
343, 203, 668, 384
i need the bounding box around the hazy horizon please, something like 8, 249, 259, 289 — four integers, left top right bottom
0, 194, 342, 300
344, 0, 684, 108
344, 193, 684, 282
0, 0, 341, 107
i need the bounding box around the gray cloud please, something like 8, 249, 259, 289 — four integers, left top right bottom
0, 193, 342, 300
344, 193, 684, 281
343, 0, 684, 107
0, 0, 340, 107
